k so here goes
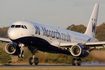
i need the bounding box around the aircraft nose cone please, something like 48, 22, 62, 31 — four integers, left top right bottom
8, 28, 16, 40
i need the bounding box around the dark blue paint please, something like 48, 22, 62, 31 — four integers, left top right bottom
12, 36, 71, 55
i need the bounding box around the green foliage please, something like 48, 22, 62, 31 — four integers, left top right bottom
95, 23, 105, 41
66, 24, 86, 33
0, 27, 9, 37
47, 53, 60, 63
81, 54, 95, 62
46, 53, 94, 64
66, 23, 105, 41
35, 52, 48, 63
0, 48, 12, 63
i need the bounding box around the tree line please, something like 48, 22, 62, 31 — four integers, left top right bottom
66, 22, 105, 41
0, 27, 9, 37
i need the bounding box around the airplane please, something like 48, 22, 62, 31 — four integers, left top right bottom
0, 3, 104, 66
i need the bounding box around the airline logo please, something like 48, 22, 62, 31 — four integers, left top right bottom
34, 25, 71, 42
92, 23, 96, 33
92, 18, 96, 34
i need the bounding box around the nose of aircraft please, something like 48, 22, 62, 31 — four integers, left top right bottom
8, 28, 17, 40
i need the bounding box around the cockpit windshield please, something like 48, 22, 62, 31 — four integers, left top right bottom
15, 25, 21, 28
11, 25, 27, 29
11, 25, 15, 28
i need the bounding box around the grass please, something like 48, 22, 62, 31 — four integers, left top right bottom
0, 67, 105, 70
0, 42, 6, 48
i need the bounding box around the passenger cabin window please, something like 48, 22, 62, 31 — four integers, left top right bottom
10, 25, 27, 29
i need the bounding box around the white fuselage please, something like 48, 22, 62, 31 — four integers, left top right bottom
8, 20, 97, 48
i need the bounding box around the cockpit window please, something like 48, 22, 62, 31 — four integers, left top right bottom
24, 25, 27, 29
15, 25, 21, 28
11, 25, 15, 28
22, 25, 24, 28
11, 25, 27, 29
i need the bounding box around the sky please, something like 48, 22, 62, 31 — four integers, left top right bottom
0, 0, 105, 29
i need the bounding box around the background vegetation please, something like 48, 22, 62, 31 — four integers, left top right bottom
0, 27, 9, 37
66, 22, 105, 41
0, 47, 11, 63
